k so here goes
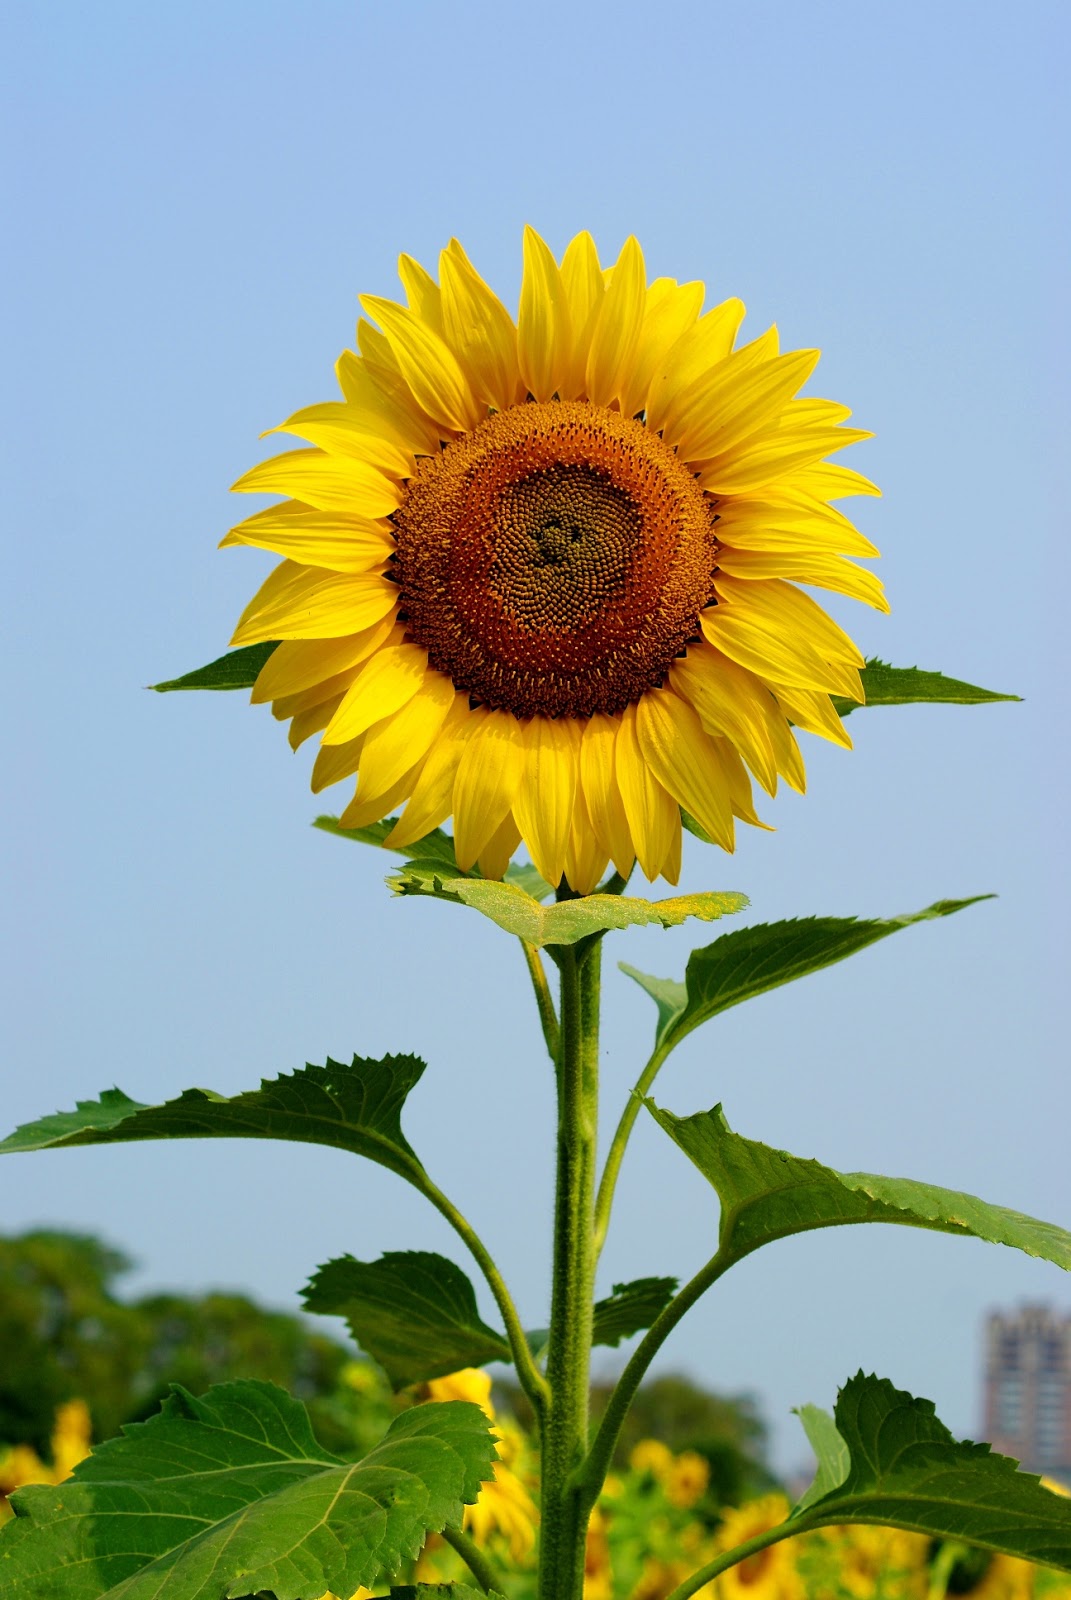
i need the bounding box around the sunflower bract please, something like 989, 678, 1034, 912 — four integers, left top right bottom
225, 228, 884, 891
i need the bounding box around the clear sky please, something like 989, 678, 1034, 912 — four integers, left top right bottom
2, 0, 1068, 1473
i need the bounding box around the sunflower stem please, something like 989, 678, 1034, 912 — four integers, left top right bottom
592, 1039, 672, 1259
537, 937, 602, 1600
662, 1517, 804, 1600
441, 1522, 500, 1592
571, 1247, 733, 1512
521, 939, 561, 1065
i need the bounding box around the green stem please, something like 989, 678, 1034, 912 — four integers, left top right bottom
572, 1248, 732, 1510
441, 1522, 501, 1593
664, 1518, 805, 1600
592, 1039, 672, 1258
537, 938, 602, 1600
521, 939, 561, 1065
418, 1174, 549, 1418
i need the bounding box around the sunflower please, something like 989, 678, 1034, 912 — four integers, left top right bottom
714, 1496, 803, 1600
225, 229, 884, 890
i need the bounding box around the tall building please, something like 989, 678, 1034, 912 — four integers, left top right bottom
983, 1305, 1071, 1479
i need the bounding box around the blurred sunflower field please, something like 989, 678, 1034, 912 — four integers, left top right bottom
4, 1319, 1068, 1600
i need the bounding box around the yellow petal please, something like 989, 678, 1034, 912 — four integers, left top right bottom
231, 448, 403, 518
288, 694, 347, 751
700, 600, 862, 701
231, 561, 396, 645
713, 738, 766, 829
478, 813, 522, 881
716, 548, 889, 612
359, 295, 478, 433
717, 574, 864, 667
662, 809, 683, 886
698, 425, 872, 496
336, 348, 442, 455
672, 347, 820, 463
560, 230, 605, 399
670, 647, 780, 796
512, 716, 580, 888
250, 620, 395, 703
440, 240, 521, 412
563, 791, 610, 896
268, 402, 414, 476
222, 501, 395, 573
517, 225, 572, 401
452, 709, 527, 871
322, 643, 429, 745
385, 695, 474, 848
644, 299, 747, 433
312, 730, 366, 792
397, 252, 444, 335
272, 659, 373, 720
584, 235, 646, 408
355, 672, 456, 801
339, 766, 422, 830
770, 680, 853, 750
715, 492, 879, 559
615, 702, 678, 881
579, 714, 635, 877
636, 690, 735, 852
788, 462, 882, 501
619, 277, 705, 419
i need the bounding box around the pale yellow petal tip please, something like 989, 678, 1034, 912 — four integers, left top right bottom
218, 530, 240, 549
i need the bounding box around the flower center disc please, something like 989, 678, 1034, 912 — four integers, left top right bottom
392, 400, 720, 717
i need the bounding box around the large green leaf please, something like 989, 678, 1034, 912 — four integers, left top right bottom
390, 867, 747, 947
591, 1276, 679, 1347
0, 1382, 496, 1600
303, 1252, 511, 1388
314, 815, 554, 901
622, 896, 990, 1055
646, 1100, 1071, 1269
150, 642, 277, 692
834, 659, 1020, 718
0, 1055, 428, 1185
791, 1373, 1071, 1569
793, 1403, 851, 1512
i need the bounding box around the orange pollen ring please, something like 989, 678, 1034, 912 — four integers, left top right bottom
390, 399, 721, 718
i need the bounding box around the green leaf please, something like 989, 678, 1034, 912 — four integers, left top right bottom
622, 896, 991, 1055
0, 1055, 429, 1186
149, 642, 277, 691
834, 659, 1020, 718
793, 1403, 851, 1511
792, 1373, 1071, 1569
390, 868, 748, 948
0, 1381, 497, 1600
646, 1101, 1071, 1270
314, 816, 555, 902
390, 1588, 506, 1600
591, 1277, 679, 1347
302, 1252, 511, 1389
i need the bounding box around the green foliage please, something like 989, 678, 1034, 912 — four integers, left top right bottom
303, 1252, 512, 1389
149, 641, 276, 691
589, 1373, 770, 1490
591, 1277, 679, 1348
389, 867, 748, 946
835, 659, 1021, 717
0, 1232, 358, 1456
647, 1101, 1071, 1268
1, 1384, 496, 1600
623, 896, 990, 1055
793, 1373, 1071, 1570
314, 814, 554, 900
389, 1588, 506, 1600
0, 1054, 429, 1184
793, 1403, 851, 1511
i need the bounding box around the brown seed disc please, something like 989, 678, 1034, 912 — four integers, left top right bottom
391, 399, 720, 718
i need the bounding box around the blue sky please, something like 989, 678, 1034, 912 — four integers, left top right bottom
2, 0, 1068, 1472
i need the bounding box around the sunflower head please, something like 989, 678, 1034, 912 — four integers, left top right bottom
225, 229, 884, 892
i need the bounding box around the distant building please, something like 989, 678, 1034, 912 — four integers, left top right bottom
983, 1306, 1071, 1478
